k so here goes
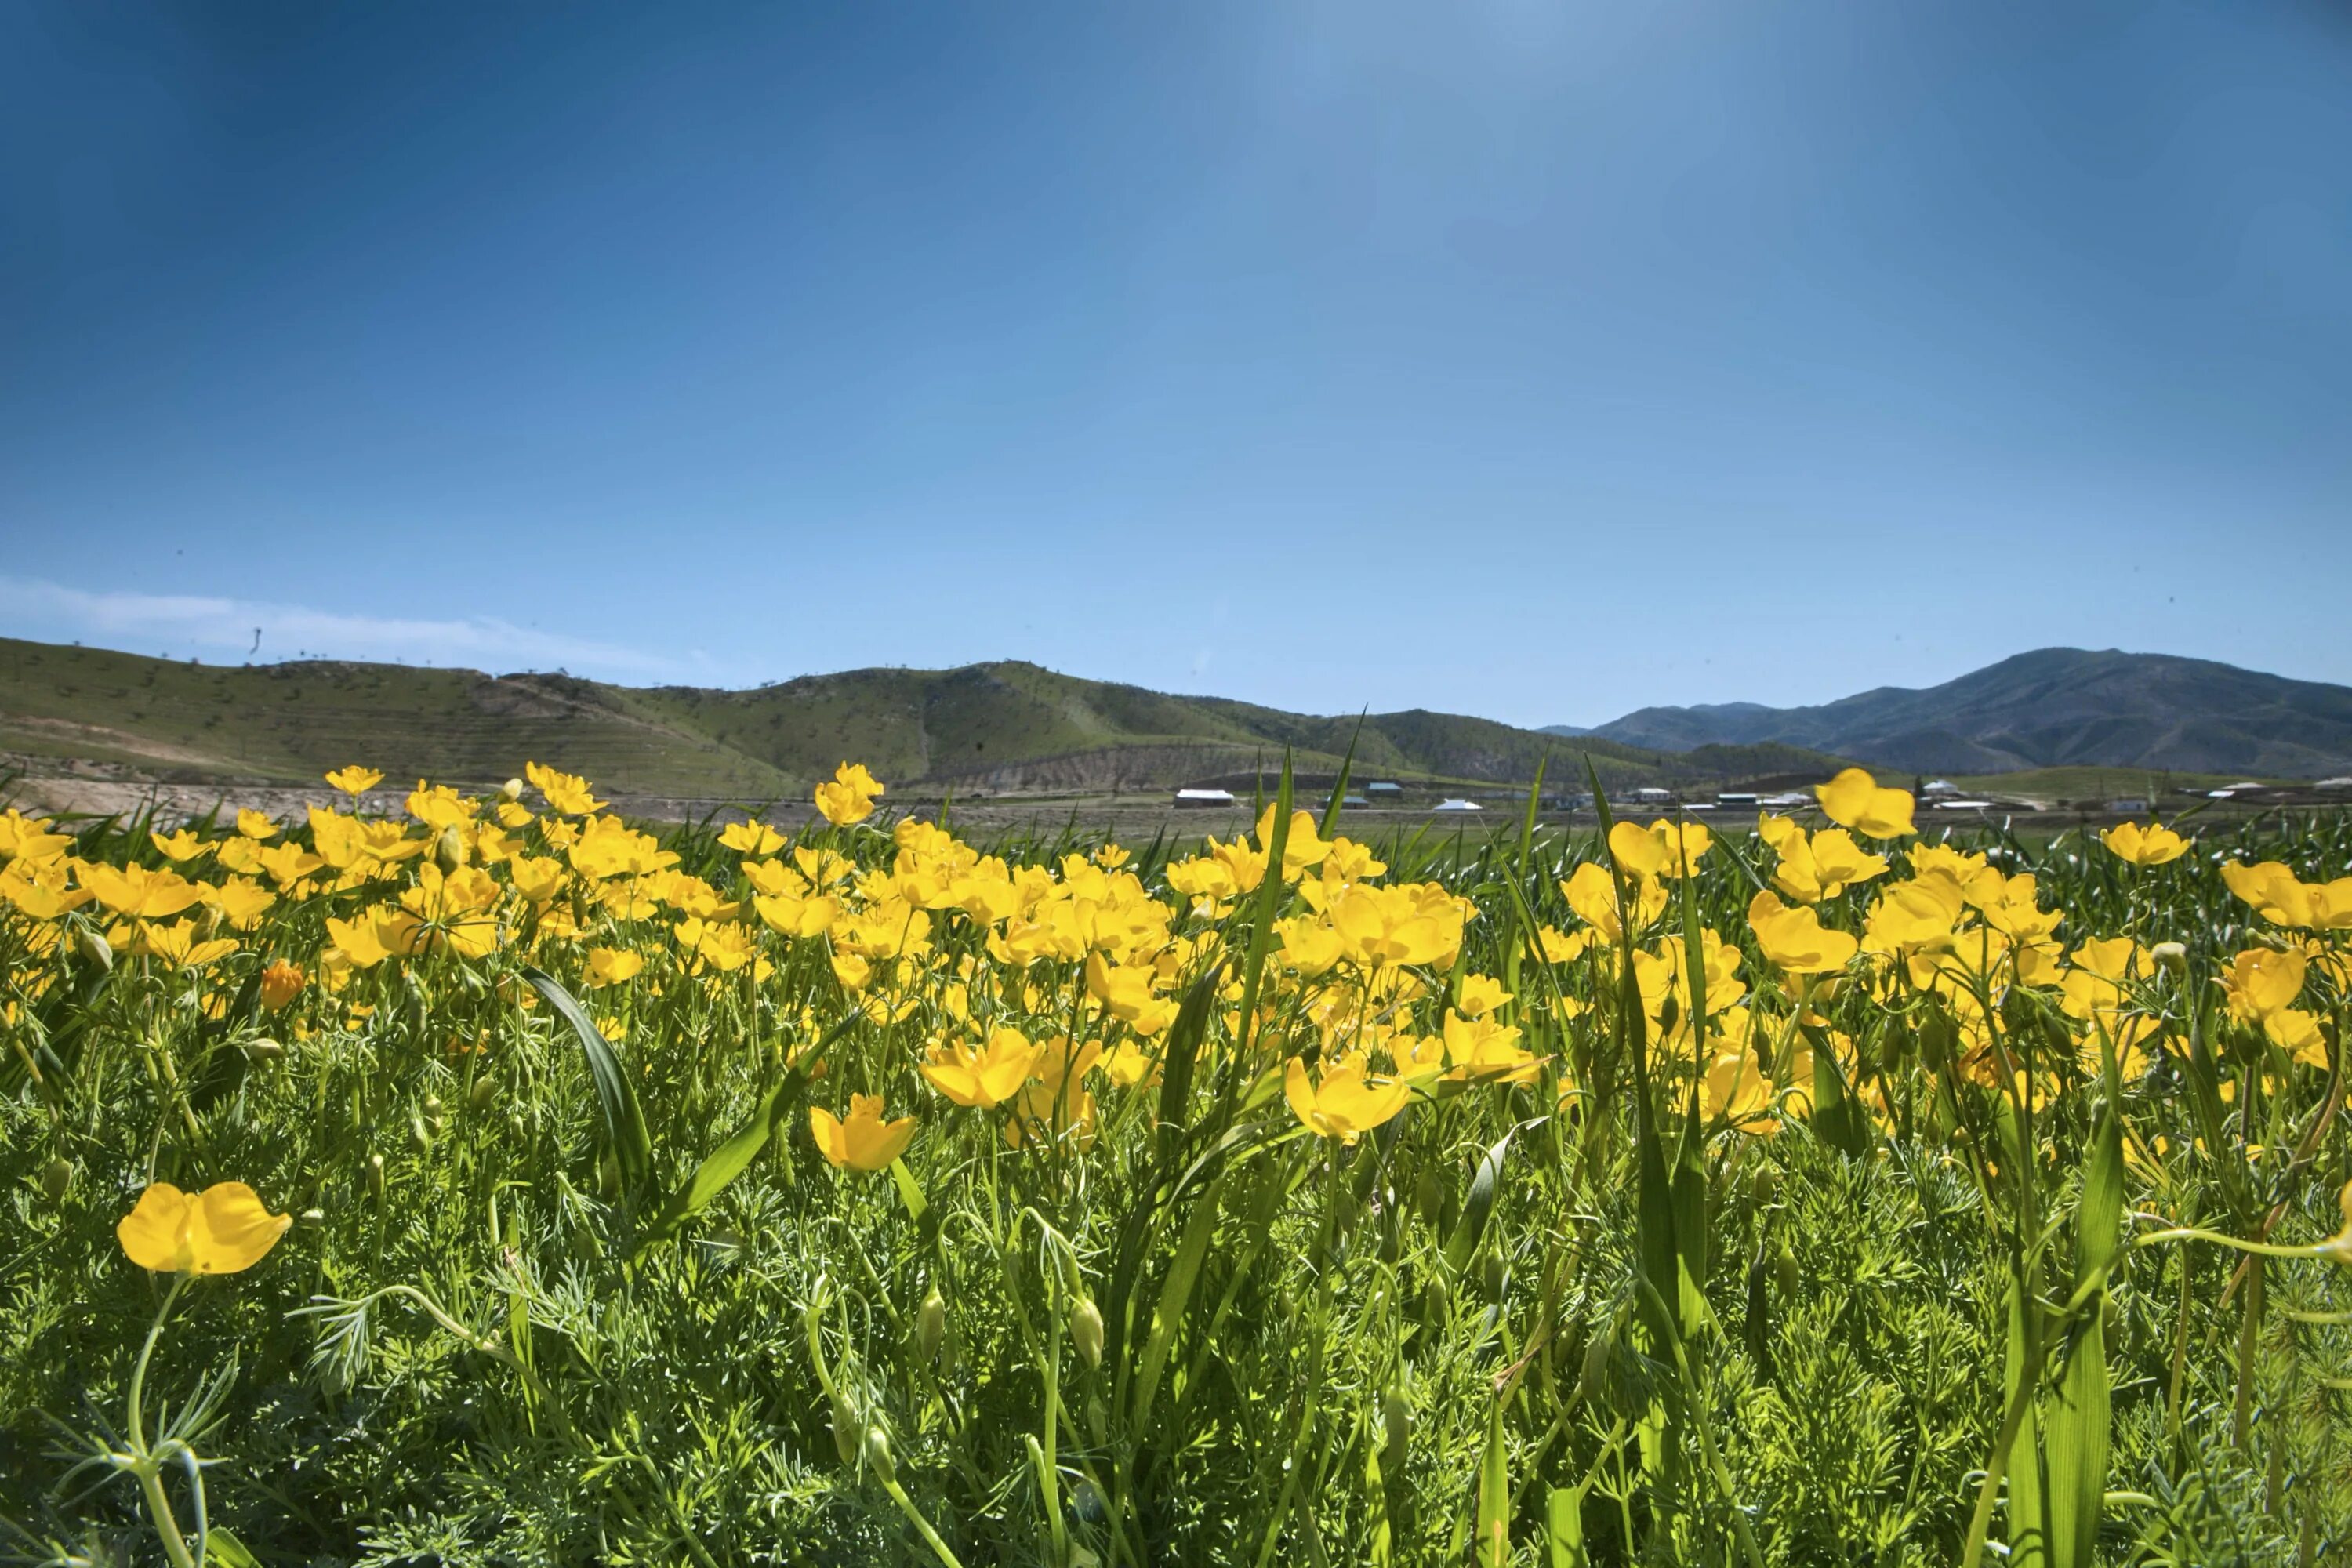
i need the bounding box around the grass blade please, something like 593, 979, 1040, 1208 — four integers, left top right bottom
523, 965, 653, 1200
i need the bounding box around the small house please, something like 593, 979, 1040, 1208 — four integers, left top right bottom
1174, 788, 1235, 808
1716, 792, 1759, 808
1432, 798, 1483, 813
1365, 781, 1404, 801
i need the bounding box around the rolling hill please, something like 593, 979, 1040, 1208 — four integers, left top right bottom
1559, 648, 2352, 777
0, 637, 1838, 803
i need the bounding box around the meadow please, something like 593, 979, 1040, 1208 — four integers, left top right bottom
2, 758, 2348, 1566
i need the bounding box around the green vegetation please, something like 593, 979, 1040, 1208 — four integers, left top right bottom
3, 763, 2350, 1563
0, 637, 1844, 800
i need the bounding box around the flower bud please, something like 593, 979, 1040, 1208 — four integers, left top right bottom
74, 927, 112, 973
409, 1111, 434, 1154
830, 1388, 862, 1464
500, 777, 525, 804
470, 1074, 499, 1112
2152, 942, 2187, 975
434, 825, 466, 874
365, 1150, 386, 1199
39, 1156, 73, 1202
916, 1284, 946, 1362
1574, 1321, 1616, 1406
1072, 1297, 1104, 1370
862, 1425, 895, 1483
1382, 1381, 1412, 1461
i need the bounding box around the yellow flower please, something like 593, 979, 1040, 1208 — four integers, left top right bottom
1560, 862, 1665, 943
1255, 805, 1333, 880
259, 958, 305, 1010
586, 946, 644, 987
117, 1181, 290, 1275
1454, 973, 1513, 1018
2220, 860, 2352, 931
78, 862, 204, 920
1747, 890, 1859, 976
810, 1094, 916, 1172
2221, 947, 2305, 1024
325, 766, 384, 797
234, 808, 281, 841
2101, 820, 2188, 867
1813, 768, 1915, 840
201, 876, 278, 930
526, 762, 606, 817
0, 809, 74, 864
136, 919, 240, 971
149, 828, 209, 863
814, 762, 885, 826
720, 820, 788, 856
920, 1025, 1040, 1109
1284, 1056, 1410, 1144
1608, 819, 1710, 880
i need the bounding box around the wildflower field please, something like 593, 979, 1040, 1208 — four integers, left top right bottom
3, 758, 2350, 1566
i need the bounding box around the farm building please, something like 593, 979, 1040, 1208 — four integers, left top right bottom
1174, 788, 1235, 808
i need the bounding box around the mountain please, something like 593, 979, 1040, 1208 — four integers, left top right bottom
1577, 649, 2352, 777
0, 637, 1841, 803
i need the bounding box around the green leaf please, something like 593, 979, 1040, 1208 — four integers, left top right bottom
1444, 1125, 1517, 1277
889, 1157, 927, 1221
639, 1077, 789, 1247
1546, 1486, 1584, 1567
1477, 1395, 1511, 1568
2045, 1104, 2123, 1568
1154, 959, 1225, 1167
523, 965, 652, 1200
1319, 712, 1367, 840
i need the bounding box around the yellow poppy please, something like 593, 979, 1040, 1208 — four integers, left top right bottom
118, 1181, 291, 1275
810, 1094, 916, 1171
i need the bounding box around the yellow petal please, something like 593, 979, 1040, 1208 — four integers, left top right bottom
118, 1182, 198, 1272
187, 1181, 290, 1274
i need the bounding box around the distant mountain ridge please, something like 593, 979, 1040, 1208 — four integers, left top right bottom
0, 637, 1842, 800
1566, 649, 2352, 777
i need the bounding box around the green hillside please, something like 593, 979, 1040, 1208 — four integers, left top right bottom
0, 637, 1849, 800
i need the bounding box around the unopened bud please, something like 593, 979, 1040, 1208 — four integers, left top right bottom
500, 777, 525, 804
862, 1425, 895, 1482
470, 1075, 499, 1112
2152, 942, 2187, 975
365, 1151, 386, 1199
409, 1111, 433, 1154
916, 1284, 946, 1361
830, 1389, 862, 1464
1072, 1298, 1104, 1370
1383, 1382, 1412, 1460
74, 927, 112, 973
434, 825, 466, 874
1574, 1323, 1616, 1406
40, 1156, 73, 1202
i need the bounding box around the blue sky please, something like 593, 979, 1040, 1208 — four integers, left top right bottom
5, 2, 2348, 728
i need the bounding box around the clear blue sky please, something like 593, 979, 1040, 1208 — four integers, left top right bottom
5, 2, 2348, 728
